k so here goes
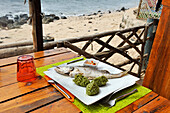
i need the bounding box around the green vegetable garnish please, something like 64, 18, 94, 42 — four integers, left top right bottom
86, 81, 99, 96
73, 74, 90, 87
92, 76, 108, 86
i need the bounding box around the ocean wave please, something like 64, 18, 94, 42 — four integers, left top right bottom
0, 0, 139, 17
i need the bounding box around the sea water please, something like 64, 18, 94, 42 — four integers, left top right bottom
0, 0, 139, 17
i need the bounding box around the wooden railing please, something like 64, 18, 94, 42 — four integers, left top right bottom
0, 23, 152, 77
57, 23, 153, 77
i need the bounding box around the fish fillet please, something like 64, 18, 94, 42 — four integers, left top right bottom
54, 66, 128, 79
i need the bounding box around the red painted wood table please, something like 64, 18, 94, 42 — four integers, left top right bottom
0, 48, 169, 113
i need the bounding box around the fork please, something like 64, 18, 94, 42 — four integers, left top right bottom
48, 80, 71, 99
101, 89, 138, 107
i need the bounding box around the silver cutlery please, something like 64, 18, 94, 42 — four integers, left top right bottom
99, 85, 127, 104
48, 79, 71, 99
52, 57, 84, 67
101, 89, 138, 107
66, 57, 84, 64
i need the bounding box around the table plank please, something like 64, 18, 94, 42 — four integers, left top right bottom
0, 48, 70, 67
0, 52, 79, 87
0, 86, 63, 113
1, 48, 168, 112
0, 77, 48, 103
31, 98, 81, 113
116, 91, 158, 113
0, 52, 79, 102
133, 96, 170, 113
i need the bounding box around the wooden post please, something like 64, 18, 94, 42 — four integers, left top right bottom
28, 0, 32, 25
143, 0, 170, 99
29, 0, 43, 52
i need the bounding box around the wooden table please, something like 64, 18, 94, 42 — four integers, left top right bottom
0, 48, 169, 113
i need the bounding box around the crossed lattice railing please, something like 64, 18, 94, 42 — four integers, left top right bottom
57, 23, 152, 77
0, 22, 152, 77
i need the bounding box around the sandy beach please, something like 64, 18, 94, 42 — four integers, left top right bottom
0, 7, 145, 44
0, 7, 146, 74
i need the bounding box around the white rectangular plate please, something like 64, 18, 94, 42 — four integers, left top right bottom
44, 59, 139, 105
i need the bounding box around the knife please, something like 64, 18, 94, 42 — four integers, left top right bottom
48, 80, 71, 99
66, 57, 84, 64
52, 57, 84, 67
44, 75, 75, 102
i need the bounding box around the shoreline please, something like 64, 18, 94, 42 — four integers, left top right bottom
0, 7, 145, 45
0, 6, 130, 30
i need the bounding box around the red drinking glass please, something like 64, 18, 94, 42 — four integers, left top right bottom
17, 55, 37, 82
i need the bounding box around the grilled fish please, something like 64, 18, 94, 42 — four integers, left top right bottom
54, 66, 128, 79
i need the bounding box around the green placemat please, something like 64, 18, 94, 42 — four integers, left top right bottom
73, 84, 151, 113
36, 57, 152, 113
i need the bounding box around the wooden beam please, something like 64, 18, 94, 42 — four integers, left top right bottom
0, 40, 33, 49
94, 38, 140, 65
143, 3, 170, 99
116, 32, 141, 55
64, 41, 94, 58
28, 0, 33, 24
163, 0, 170, 6
97, 34, 115, 52
0, 46, 34, 59
0, 42, 57, 59
116, 54, 148, 67
117, 32, 133, 47
30, 0, 43, 51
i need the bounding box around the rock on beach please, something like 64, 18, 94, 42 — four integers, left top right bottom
0, 13, 65, 29
0, 6, 130, 30
0, 14, 28, 29
0, 7, 145, 45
